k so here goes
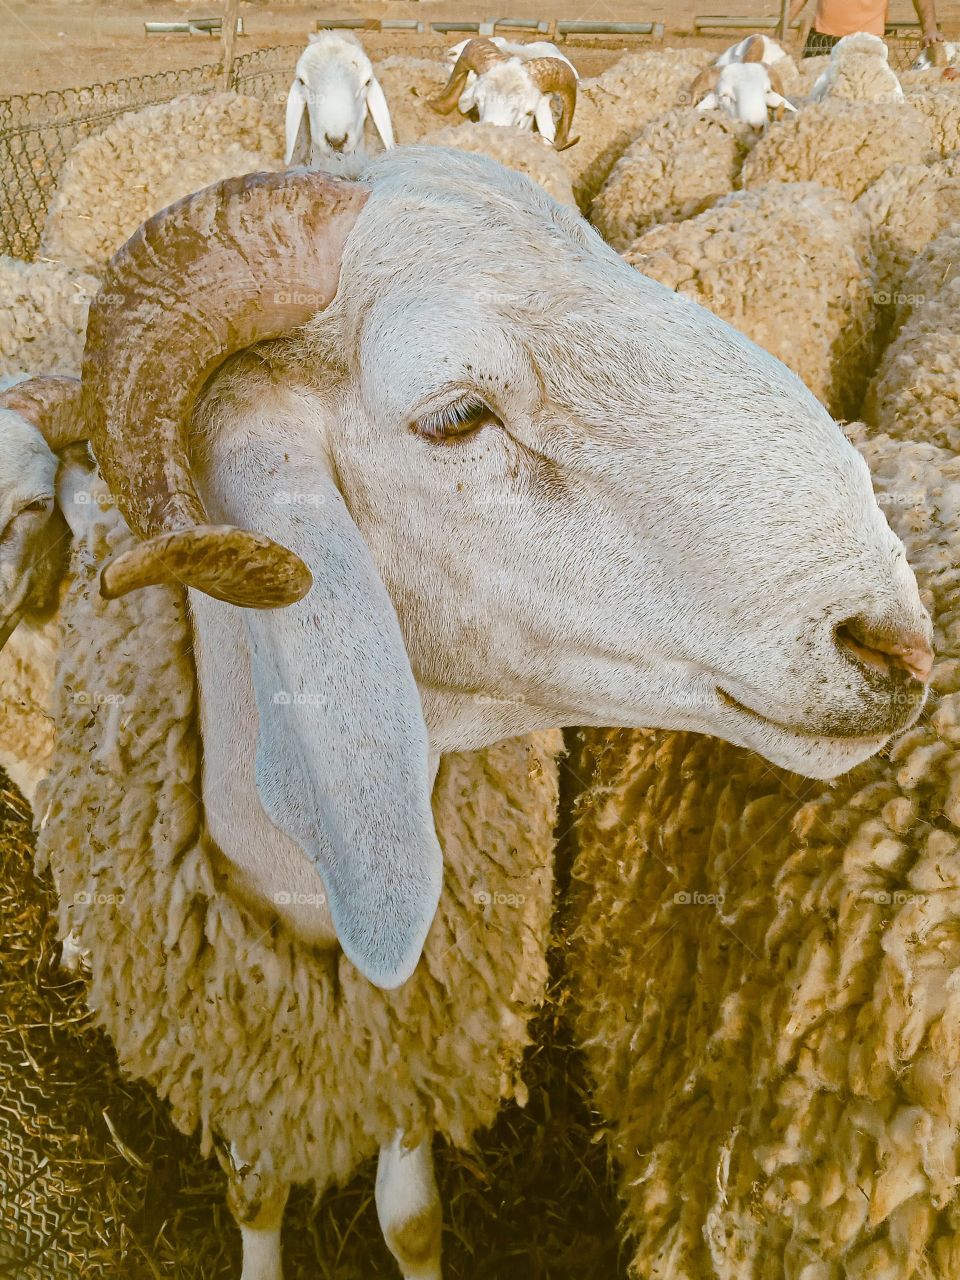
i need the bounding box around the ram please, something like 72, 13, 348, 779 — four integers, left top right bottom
7, 146, 932, 1278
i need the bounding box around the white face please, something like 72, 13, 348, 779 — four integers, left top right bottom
274, 150, 931, 782
718, 64, 773, 127
464, 62, 543, 130
0, 409, 64, 625
294, 41, 372, 155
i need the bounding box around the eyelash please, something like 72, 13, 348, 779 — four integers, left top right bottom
413, 396, 499, 442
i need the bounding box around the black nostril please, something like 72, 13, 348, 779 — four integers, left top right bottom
836, 617, 934, 684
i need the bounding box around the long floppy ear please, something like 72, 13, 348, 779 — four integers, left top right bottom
765, 89, 798, 113
696, 91, 721, 111
205, 419, 442, 988
533, 94, 556, 142
81, 171, 445, 986
365, 74, 395, 149
284, 79, 311, 165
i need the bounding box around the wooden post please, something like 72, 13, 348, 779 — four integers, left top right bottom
221, 0, 240, 91
777, 0, 791, 42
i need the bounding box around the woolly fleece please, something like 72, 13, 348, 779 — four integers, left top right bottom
623, 182, 878, 420
569, 429, 960, 1279
591, 107, 754, 251
0, 256, 99, 378
41, 94, 283, 273
34, 495, 561, 1190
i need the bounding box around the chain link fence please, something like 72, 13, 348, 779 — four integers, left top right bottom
0, 47, 299, 261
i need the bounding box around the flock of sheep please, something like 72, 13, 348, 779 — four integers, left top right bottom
2, 20, 960, 1280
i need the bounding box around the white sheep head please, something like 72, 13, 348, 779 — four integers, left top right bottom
430, 38, 578, 147
46, 151, 931, 987
692, 60, 796, 128
0, 376, 80, 646
284, 30, 394, 164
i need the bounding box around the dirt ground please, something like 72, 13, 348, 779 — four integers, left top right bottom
2, 0, 957, 96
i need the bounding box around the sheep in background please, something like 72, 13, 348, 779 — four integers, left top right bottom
865, 232, 960, 453
25, 141, 934, 1275
689, 60, 796, 128
285, 30, 393, 164
809, 32, 904, 104
591, 108, 755, 249
446, 35, 578, 79
428, 38, 577, 148
911, 39, 960, 69
373, 56, 450, 145
741, 99, 935, 200
418, 123, 578, 207
40, 94, 282, 273
567, 428, 960, 1280
715, 32, 790, 67
855, 154, 960, 300
561, 47, 715, 208
0, 257, 99, 377
623, 183, 879, 420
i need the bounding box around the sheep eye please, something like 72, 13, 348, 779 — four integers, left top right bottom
413, 397, 500, 442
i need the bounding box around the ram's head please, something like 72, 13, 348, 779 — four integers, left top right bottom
12, 149, 928, 985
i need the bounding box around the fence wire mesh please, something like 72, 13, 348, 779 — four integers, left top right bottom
0, 48, 299, 261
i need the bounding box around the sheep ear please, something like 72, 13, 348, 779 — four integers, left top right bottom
696, 92, 720, 110
365, 75, 395, 148
284, 80, 310, 165
234, 444, 443, 990
765, 90, 797, 112
534, 95, 556, 142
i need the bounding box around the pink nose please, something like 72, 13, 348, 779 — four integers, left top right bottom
837, 618, 934, 683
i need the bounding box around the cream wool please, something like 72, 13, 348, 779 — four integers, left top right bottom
374, 57, 450, 145
561, 48, 714, 210
418, 123, 577, 207
0, 256, 99, 378
569, 430, 960, 1279
622, 182, 878, 419
40, 94, 283, 273
591, 107, 754, 251
904, 89, 960, 156
35, 495, 561, 1191
855, 156, 960, 301
741, 100, 936, 201
865, 233, 960, 453
808, 34, 904, 104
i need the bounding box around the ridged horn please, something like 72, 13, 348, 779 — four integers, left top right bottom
525, 57, 579, 149
81, 169, 370, 609
0, 375, 84, 451
429, 38, 507, 114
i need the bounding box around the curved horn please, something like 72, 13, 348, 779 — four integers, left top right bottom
81, 169, 370, 608
689, 65, 722, 103
525, 57, 579, 149
428, 37, 507, 114
0, 375, 84, 451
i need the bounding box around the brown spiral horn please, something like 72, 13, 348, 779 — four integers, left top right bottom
525, 57, 579, 149
0, 375, 84, 451
81, 168, 370, 608
428, 38, 508, 114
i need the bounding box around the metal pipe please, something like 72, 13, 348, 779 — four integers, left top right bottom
556, 20, 659, 34
694, 15, 801, 29
145, 18, 243, 35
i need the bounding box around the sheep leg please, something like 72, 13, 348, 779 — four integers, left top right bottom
375, 1130, 442, 1280
223, 1143, 289, 1280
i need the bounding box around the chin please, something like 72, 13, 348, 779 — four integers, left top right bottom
733, 721, 892, 780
